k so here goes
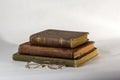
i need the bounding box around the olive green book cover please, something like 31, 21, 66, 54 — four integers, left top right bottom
13, 48, 98, 67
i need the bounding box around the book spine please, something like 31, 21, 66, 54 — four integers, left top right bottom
18, 43, 73, 59
13, 53, 75, 67
30, 36, 71, 48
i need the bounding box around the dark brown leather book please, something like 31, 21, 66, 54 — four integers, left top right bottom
18, 41, 95, 59
30, 29, 89, 48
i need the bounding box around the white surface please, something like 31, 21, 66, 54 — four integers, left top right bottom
0, 0, 120, 80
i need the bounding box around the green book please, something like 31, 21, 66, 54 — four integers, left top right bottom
13, 48, 98, 67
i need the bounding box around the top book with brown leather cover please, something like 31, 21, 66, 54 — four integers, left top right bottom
30, 29, 89, 48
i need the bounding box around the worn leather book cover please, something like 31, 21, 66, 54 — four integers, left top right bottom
30, 29, 88, 48
13, 48, 98, 67
19, 41, 94, 59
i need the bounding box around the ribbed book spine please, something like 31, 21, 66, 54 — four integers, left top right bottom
30, 29, 89, 48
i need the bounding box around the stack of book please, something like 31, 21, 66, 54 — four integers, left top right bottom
13, 29, 98, 67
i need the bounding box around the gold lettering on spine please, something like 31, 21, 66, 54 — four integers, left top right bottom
70, 39, 73, 48
59, 38, 64, 46
36, 37, 41, 44
30, 37, 33, 42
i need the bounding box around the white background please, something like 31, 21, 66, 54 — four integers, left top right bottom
0, 0, 120, 80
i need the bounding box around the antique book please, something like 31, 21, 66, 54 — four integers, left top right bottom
19, 41, 94, 59
30, 29, 89, 48
13, 48, 98, 67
